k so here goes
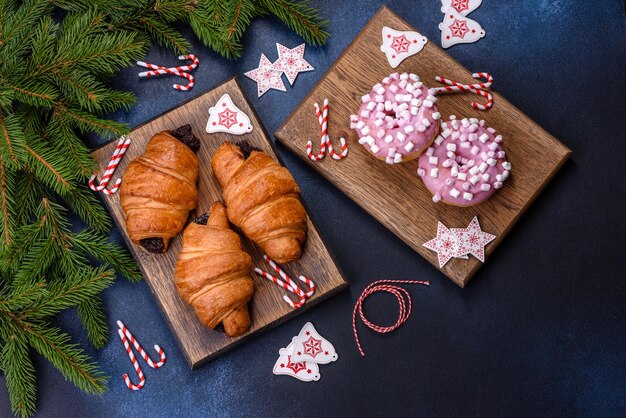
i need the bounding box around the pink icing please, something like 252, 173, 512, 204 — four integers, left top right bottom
417, 116, 511, 206
350, 72, 440, 164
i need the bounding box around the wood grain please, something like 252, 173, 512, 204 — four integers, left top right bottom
275, 6, 571, 287
92, 78, 347, 368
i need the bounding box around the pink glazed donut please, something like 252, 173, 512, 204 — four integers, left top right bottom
417, 115, 512, 206
350, 72, 440, 164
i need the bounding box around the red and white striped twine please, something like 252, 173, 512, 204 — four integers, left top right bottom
306, 98, 348, 161
254, 255, 316, 309
352, 280, 430, 357
117, 321, 166, 391
137, 54, 199, 91
88, 136, 131, 195
431, 72, 494, 110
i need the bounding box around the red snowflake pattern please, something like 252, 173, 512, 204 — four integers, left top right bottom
218, 108, 237, 129
302, 336, 323, 358
391, 35, 411, 54
451, 0, 470, 13
449, 19, 470, 39
284, 356, 306, 374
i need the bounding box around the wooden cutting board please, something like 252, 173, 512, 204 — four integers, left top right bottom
92, 78, 347, 368
275, 6, 571, 287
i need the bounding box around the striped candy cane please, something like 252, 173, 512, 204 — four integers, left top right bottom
137, 54, 199, 91
352, 280, 429, 357
88, 136, 131, 195
254, 255, 316, 309
313, 100, 348, 160
117, 328, 145, 390
306, 99, 328, 161
117, 321, 166, 369
431, 72, 494, 110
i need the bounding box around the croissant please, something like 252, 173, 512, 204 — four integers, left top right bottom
211, 141, 307, 264
120, 125, 200, 253
174, 202, 254, 337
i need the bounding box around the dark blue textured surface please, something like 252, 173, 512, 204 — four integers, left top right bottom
2, 1, 626, 416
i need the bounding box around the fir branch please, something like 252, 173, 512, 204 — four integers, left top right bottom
138, 14, 191, 54
0, 157, 15, 248
0, 332, 37, 418
26, 323, 107, 395
60, 187, 111, 233
257, 0, 329, 46
53, 105, 128, 138
70, 229, 142, 282
0, 109, 28, 169
77, 297, 108, 348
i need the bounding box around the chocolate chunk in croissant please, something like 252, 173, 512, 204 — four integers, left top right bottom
174, 202, 254, 337
235, 140, 262, 159
139, 237, 165, 254
211, 142, 307, 264
170, 124, 200, 152
121, 129, 199, 253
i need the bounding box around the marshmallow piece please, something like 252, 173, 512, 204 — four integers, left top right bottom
350, 114, 359, 122
356, 121, 365, 129
370, 144, 380, 153
396, 132, 406, 142
417, 125, 426, 133
409, 73, 418, 81
377, 129, 385, 139
398, 103, 409, 112
462, 182, 470, 191
446, 143, 457, 152
374, 119, 384, 127
463, 192, 474, 201
468, 133, 478, 142
387, 147, 397, 157
497, 151, 506, 159
403, 94, 412, 102
385, 135, 393, 143
404, 142, 414, 152
451, 120, 459, 129
426, 147, 435, 156
361, 94, 371, 103
404, 125, 414, 134
376, 86, 385, 95
457, 172, 467, 181
417, 168, 426, 176
470, 175, 480, 185
479, 133, 490, 143
429, 156, 438, 165
406, 83, 415, 93
469, 166, 480, 175
386, 156, 394, 164
361, 126, 370, 135
410, 107, 419, 116
447, 151, 455, 159
384, 101, 393, 111
487, 127, 496, 133
432, 112, 441, 120
480, 183, 491, 191
358, 137, 368, 144
461, 118, 470, 128
394, 153, 403, 163
482, 173, 490, 182
361, 110, 370, 118
366, 102, 376, 111
400, 73, 409, 80
479, 162, 488, 173
487, 158, 497, 166
488, 142, 499, 151
494, 181, 503, 189
470, 146, 480, 155
422, 118, 431, 127
441, 129, 451, 138
450, 188, 461, 198
502, 161, 512, 170
442, 159, 453, 168
460, 141, 471, 149
451, 165, 459, 177
389, 84, 399, 93
432, 193, 441, 203
430, 168, 439, 178
494, 135, 503, 143
423, 100, 434, 108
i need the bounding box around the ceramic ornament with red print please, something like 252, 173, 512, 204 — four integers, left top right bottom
273, 342, 321, 382
206, 94, 253, 135
271, 43, 314, 86
452, 216, 496, 262
440, 0, 482, 16
380, 26, 428, 68
439, 8, 486, 49
423, 222, 467, 268
289, 322, 338, 364
244, 54, 286, 97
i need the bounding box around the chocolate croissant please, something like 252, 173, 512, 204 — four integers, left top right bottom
174, 202, 254, 337
120, 125, 200, 253
211, 141, 307, 264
